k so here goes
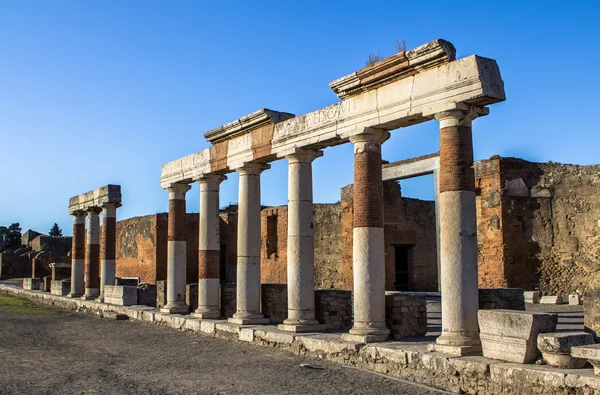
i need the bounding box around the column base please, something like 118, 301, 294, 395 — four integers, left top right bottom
95, 296, 105, 303
278, 323, 326, 333
67, 292, 83, 298
229, 312, 270, 325
81, 289, 100, 300
160, 303, 190, 314
191, 309, 221, 320
427, 343, 482, 356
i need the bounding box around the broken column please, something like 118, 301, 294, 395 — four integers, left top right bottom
279, 149, 325, 333
98, 202, 118, 302
82, 207, 102, 300
68, 210, 86, 298
193, 174, 225, 319
341, 129, 391, 343
432, 105, 483, 355
160, 183, 191, 314
229, 163, 270, 325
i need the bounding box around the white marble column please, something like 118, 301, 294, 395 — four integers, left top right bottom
161, 183, 191, 314
193, 174, 226, 319
68, 211, 86, 298
229, 162, 270, 325
342, 128, 391, 343
430, 106, 482, 356
278, 149, 325, 333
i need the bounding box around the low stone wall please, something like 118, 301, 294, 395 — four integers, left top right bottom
3, 285, 600, 395
479, 288, 525, 310
385, 292, 427, 339
261, 284, 287, 324
315, 290, 353, 329
137, 284, 156, 307
220, 283, 236, 318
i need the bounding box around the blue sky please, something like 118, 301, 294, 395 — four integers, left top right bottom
0, 1, 598, 236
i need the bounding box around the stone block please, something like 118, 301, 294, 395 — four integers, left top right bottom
156, 280, 167, 308
479, 288, 525, 310
51, 280, 70, 296
524, 291, 540, 304
23, 278, 41, 291
136, 283, 156, 307
538, 332, 593, 368
478, 309, 558, 363
540, 295, 567, 304
104, 285, 138, 306
115, 277, 139, 286
569, 294, 582, 305
572, 344, 600, 375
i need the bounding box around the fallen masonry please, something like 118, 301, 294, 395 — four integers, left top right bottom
3, 285, 600, 395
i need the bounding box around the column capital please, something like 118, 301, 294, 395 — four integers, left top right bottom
285, 148, 323, 164
102, 202, 121, 210
166, 183, 191, 200
86, 206, 103, 215
434, 104, 489, 128
70, 210, 87, 218
236, 162, 270, 175
349, 128, 390, 154
196, 173, 227, 185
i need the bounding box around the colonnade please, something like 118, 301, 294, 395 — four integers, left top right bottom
160, 106, 481, 349
68, 203, 119, 302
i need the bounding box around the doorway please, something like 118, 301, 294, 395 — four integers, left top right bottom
394, 245, 413, 291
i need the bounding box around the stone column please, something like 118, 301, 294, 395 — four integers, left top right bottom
68, 211, 86, 298
161, 183, 191, 314
82, 207, 102, 300
229, 163, 270, 325
193, 174, 226, 319
97, 202, 118, 302
431, 107, 482, 356
341, 128, 391, 343
278, 149, 325, 333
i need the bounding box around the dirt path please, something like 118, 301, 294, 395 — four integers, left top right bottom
0, 294, 444, 395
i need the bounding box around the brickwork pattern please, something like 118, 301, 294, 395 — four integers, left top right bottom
101, 217, 116, 260
84, 244, 100, 289
353, 150, 383, 228
439, 125, 475, 193
198, 250, 220, 279
168, 200, 186, 241
73, 223, 85, 260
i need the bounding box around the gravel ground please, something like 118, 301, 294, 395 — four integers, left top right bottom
0, 294, 445, 395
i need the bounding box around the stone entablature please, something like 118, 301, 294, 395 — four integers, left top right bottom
160, 40, 505, 188
68, 184, 122, 214
329, 39, 456, 99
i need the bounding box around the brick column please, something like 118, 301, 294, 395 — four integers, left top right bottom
193, 174, 226, 319
160, 183, 191, 314
97, 202, 118, 302
342, 128, 391, 343
229, 162, 270, 325
431, 107, 481, 356
68, 210, 86, 298
279, 149, 325, 333
82, 207, 102, 300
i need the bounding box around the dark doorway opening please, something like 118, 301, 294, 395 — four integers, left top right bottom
394, 245, 413, 291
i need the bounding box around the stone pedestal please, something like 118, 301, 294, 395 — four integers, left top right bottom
431, 107, 482, 356
23, 278, 41, 291
279, 150, 325, 333
230, 163, 270, 325
104, 285, 138, 306
524, 291, 540, 304
68, 211, 86, 298
51, 280, 71, 296
341, 129, 390, 343
82, 207, 102, 300
538, 332, 593, 368
161, 183, 191, 314
193, 175, 225, 320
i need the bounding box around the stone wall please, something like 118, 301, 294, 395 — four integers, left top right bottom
385, 292, 427, 339
315, 290, 353, 329
478, 288, 525, 310
115, 214, 198, 285
475, 157, 600, 295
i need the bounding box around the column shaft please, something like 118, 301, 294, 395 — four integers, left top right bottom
82, 207, 101, 300
433, 108, 481, 355
279, 150, 325, 333
98, 203, 117, 302
342, 129, 390, 343
229, 163, 270, 325
193, 175, 225, 319
68, 211, 86, 298
161, 183, 191, 314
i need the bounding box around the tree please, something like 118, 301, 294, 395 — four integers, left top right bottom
49, 223, 63, 237
0, 223, 22, 252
